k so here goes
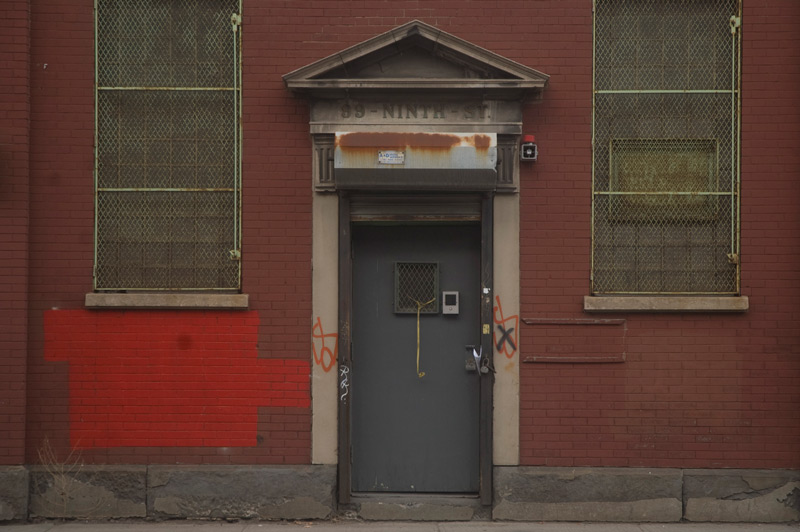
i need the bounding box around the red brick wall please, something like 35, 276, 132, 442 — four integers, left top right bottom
22, 0, 800, 469
25, 0, 319, 465
0, 0, 30, 465
518, 0, 800, 469
26, 0, 97, 464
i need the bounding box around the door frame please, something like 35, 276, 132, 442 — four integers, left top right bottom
337, 191, 494, 504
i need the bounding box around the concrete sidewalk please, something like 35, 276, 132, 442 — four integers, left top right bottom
2, 521, 798, 532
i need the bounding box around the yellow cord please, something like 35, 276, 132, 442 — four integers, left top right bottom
414, 298, 436, 378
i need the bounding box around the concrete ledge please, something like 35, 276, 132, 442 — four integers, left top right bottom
0, 466, 28, 521
493, 467, 683, 522
29, 465, 146, 519
85, 293, 249, 309
683, 469, 800, 523
147, 465, 335, 520
584, 295, 749, 313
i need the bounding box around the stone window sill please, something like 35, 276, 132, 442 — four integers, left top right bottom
85, 293, 249, 310
584, 295, 748, 313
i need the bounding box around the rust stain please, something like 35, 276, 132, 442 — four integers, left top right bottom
472, 134, 492, 149
336, 132, 493, 150
337, 132, 460, 149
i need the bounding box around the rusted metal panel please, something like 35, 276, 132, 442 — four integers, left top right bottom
335, 132, 496, 170
334, 132, 497, 191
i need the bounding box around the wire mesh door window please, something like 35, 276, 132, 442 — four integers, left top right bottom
395, 262, 440, 314
95, 0, 241, 290
592, 0, 740, 294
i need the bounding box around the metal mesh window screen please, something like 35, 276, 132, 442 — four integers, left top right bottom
395, 262, 440, 314
592, 0, 741, 295
95, 0, 241, 290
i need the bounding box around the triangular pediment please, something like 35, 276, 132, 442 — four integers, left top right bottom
284, 20, 548, 97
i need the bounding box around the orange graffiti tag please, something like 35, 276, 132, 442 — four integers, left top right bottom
493, 296, 518, 359
312, 317, 338, 372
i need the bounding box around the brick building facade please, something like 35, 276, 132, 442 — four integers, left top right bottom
1, 0, 798, 523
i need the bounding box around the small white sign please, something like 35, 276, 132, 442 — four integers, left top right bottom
378, 150, 405, 165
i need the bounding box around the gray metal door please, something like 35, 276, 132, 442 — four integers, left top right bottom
351, 224, 480, 493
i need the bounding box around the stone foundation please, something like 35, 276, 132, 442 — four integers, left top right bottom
0, 467, 28, 521
29, 465, 146, 519
1, 465, 798, 522
683, 469, 800, 523
493, 467, 800, 523
2, 465, 335, 522
147, 465, 335, 520
493, 467, 683, 522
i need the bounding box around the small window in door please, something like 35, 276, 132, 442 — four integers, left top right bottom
394, 262, 439, 314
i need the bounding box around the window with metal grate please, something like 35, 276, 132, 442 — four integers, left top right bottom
394, 262, 440, 314
94, 0, 242, 290
592, 0, 741, 295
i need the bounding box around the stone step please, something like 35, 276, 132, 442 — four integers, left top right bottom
347, 494, 489, 521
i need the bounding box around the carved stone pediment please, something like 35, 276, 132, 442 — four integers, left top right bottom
285, 21, 549, 192
283, 20, 548, 99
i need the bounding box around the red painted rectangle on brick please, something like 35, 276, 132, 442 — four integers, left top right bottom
44, 310, 310, 449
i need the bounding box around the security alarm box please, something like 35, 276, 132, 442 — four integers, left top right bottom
520, 142, 538, 161
442, 291, 459, 315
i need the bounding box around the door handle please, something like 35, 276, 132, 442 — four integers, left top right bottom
465, 344, 495, 375
464, 345, 479, 372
